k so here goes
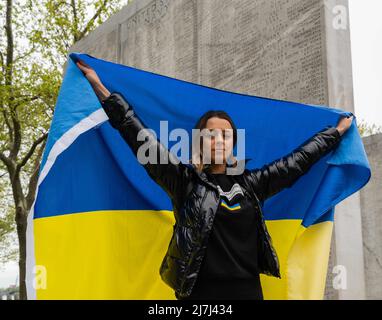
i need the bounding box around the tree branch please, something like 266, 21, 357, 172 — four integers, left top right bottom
5, 0, 21, 162
0, 151, 12, 168
1, 107, 13, 136
0, 51, 5, 74
16, 132, 48, 171
9, 109, 21, 160
70, 0, 79, 41
26, 138, 46, 211
78, 0, 109, 40
13, 42, 36, 64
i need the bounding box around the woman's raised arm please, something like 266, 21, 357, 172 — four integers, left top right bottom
247, 115, 353, 203
76, 59, 193, 206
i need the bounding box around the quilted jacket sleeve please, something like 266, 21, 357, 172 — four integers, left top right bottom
100, 92, 193, 206
248, 126, 342, 203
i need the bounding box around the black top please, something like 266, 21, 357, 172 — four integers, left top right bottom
185, 171, 263, 299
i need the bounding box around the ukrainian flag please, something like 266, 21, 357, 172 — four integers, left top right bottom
26, 52, 371, 300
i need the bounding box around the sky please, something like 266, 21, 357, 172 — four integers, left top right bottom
0, 261, 18, 289
1, 0, 381, 290
349, 0, 382, 128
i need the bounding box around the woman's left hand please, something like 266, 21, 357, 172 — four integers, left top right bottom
336, 114, 354, 136
76, 59, 110, 102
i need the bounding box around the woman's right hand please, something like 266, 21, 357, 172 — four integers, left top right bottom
76, 59, 110, 102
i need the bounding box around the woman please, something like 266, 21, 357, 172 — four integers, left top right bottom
76, 59, 353, 300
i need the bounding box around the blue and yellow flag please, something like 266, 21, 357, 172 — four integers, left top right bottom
26, 52, 371, 300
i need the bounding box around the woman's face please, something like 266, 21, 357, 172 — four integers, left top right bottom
202, 117, 234, 165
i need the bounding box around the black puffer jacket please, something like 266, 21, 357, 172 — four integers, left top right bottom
101, 92, 342, 299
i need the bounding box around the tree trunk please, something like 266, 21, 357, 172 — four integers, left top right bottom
16, 209, 27, 300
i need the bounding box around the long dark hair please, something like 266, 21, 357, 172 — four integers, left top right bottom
191, 110, 237, 173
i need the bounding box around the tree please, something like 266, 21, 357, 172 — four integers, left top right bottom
0, 202, 17, 264
0, 0, 125, 300
357, 118, 382, 137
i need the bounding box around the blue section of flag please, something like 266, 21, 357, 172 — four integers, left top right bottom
40, 58, 102, 173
